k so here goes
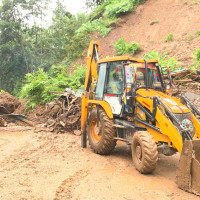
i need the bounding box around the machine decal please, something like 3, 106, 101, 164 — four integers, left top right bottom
181, 119, 193, 132
163, 98, 177, 106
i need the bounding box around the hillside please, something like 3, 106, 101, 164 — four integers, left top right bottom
88, 0, 200, 68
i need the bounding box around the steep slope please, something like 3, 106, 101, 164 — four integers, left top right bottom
91, 0, 200, 68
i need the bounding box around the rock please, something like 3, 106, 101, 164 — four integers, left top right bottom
73, 130, 81, 136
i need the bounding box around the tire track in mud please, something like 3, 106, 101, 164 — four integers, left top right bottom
54, 170, 88, 200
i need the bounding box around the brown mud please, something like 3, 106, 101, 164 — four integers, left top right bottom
0, 128, 199, 200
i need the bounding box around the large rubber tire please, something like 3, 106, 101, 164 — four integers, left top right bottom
131, 131, 158, 174
88, 108, 116, 155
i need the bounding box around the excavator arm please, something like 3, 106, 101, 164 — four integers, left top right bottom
81, 41, 99, 148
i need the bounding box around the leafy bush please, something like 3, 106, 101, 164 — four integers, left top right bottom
193, 49, 200, 62
113, 38, 141, 55
76, 17, 111, 37
144, 51, 182, 71
89, 2, 108, 20
19, 65, 86, 109
196, 30, 200, 37
104, 0, 134, 19
190, 1, 198, 5
104, 0, 146, 19
0, 90, 5, 95
164, 33, 173, 42
79, 0, 147, 37
191, 49, 200, 70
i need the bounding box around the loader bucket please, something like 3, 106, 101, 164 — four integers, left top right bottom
176, 140, 200, 196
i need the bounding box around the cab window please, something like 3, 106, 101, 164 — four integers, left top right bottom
106, 62, 123, 94
125, 63, 162, 88
95, 63, 107, 99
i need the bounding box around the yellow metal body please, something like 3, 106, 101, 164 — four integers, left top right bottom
81, 41, 200, 154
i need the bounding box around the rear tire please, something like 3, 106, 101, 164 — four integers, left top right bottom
88, 108, 116, 155
131, 131, 158, 174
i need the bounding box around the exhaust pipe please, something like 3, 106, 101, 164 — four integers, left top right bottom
143, 59, 148, 90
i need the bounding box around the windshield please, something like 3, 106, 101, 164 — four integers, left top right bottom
125, 62, 162, 88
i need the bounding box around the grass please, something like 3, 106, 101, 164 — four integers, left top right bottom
164, 33, 173, 42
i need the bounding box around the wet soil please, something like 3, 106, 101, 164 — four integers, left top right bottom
74, 0, 200, 69
0, 128, 199, 200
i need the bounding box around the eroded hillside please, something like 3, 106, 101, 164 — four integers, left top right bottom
90, 0, 200, 68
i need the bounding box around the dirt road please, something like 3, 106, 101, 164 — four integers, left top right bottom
0, 127, 199, 200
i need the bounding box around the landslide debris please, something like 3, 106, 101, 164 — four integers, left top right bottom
0, 92, 20, 113
0, 69, 199, 132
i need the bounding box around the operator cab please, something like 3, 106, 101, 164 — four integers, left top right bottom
95, 57, 167, 116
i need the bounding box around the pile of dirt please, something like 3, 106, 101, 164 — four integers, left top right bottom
0, 91, 81, 133
13, 99, 27, 115
28, 93, 81, 133
0, 92, 20, 113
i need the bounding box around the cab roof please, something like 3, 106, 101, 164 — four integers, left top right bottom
98, 56, 159, 64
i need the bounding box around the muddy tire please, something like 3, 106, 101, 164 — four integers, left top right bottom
88, 108, 116, 155
131, 131, 158, 174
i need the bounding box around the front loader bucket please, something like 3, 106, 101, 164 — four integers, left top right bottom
176, 140, 200, 196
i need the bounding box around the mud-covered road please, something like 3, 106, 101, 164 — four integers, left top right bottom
0, 127, 199, 200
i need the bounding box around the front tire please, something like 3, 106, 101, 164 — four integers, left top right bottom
131, 131, 158, 174
88, 108, 116, 155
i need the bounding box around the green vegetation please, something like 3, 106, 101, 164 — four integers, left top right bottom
196, 30, 200, 37
0, 90, 5, 95
187, 33, 194, 41
76, 17, 111, 37
19, 65, 86, 109
150, 20, 159, 25
79, 0, 146, 37
144, 51, 182, 71
164, 33, 173, 42
0, 0, 90, 93
184, 1, 188, 4
0, 0, 150, 108
193, 49, 200, 63
190, 49, 200, 70
104, 0, 136, 19
113, 38, 141, 55
190, 1, 198, 5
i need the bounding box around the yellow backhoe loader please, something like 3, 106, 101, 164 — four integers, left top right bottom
81, 41, 200, 195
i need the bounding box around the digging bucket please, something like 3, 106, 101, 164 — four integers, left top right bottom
176, 140, 200, 196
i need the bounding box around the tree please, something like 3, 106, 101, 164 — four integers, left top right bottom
0, 0, 49, 92
85, 0, 105, 9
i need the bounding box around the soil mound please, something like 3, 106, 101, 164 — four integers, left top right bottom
0, 92, 20, 113
14, 99, 27, 114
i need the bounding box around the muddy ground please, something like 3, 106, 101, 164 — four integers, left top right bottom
0, 127, 199, 200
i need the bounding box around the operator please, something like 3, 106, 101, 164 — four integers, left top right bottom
109, 66, 123, 94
